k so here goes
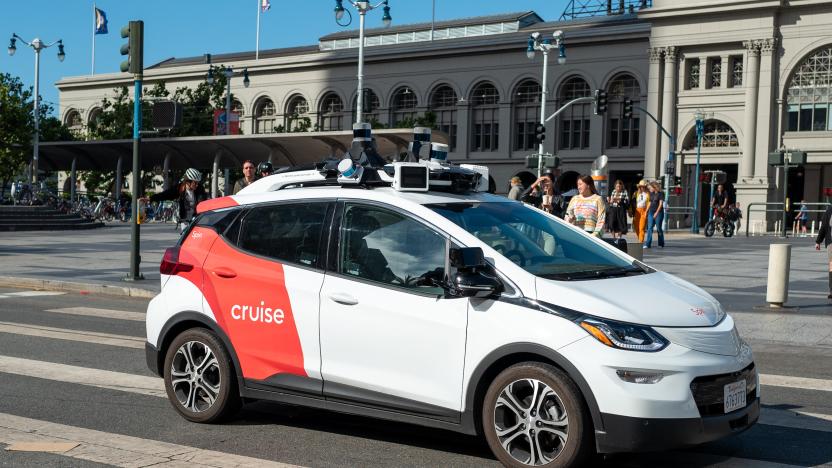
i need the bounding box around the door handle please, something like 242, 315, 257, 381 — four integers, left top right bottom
211, 267, 237, 279
328, 293, 359, 306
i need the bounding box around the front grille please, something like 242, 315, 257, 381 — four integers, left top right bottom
690, 363, 757, 416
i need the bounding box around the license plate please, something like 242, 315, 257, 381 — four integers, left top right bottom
724, 380, 746, 413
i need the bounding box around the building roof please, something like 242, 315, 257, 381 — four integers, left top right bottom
146, 45, 319, 70
319, 11, 543, 41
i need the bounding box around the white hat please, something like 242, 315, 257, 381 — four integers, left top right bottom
184, 168, 202, 182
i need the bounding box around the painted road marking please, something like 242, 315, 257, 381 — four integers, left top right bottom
0, 291, 66, 299
760, 374, 832, 393
44, 307, 145, 322
0, 355, 830, 437
0, 355, 165, 398
0, 413, 303, 468
0, 321, 144, 349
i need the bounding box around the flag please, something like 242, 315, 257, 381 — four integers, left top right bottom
94, 7, 108, 35
261, 0, 270, 12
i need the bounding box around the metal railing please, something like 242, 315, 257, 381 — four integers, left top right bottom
743, 202, 830, 237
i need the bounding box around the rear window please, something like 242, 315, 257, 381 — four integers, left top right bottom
237, 202, 329, 268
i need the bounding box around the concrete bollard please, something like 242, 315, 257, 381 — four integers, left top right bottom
812, 220, 816, 237
766, 244, 791, 307
627, 242, 643, 261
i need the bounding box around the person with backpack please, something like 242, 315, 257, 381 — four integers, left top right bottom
149, 168, 207, 232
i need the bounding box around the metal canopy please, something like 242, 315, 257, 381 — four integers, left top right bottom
37, 129, 443, 172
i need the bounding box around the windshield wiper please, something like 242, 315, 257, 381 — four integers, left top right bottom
543, 266, 646, 281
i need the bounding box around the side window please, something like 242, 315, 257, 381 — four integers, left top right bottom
238, 202, 329, 267
340, 204, 446, 294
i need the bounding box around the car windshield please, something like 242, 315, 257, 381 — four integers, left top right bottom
427, 202, 647, 280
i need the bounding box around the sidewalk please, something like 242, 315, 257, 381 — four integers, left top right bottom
0, 223, 180, 298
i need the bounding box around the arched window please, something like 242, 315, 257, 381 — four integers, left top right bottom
470, 82, 500, 152
254, 97, 276, 134
390, 87, 418, 127
65, 109, 83, 135
231, 99, 245, 117
318, 93, 344, 131
87, 108, 102, 127
513, 79, 541, 151
558, 76, 591, 150
606, 74, 641, 149
429, 85, 458, 151
787, 46, 832, 132
683, 120, 739, 150
352, 89, 380, 124
285, 94, 310, 132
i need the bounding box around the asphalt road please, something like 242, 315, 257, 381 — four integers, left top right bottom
0, 235, 830, 467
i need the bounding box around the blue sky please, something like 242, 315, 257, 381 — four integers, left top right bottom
1, 1, 572, 116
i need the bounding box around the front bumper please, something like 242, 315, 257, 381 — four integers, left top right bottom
145, 342, 161, 377
596, 397, 759, 453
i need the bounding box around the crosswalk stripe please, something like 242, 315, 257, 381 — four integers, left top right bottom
1, 354, 831, 438
0, 355, 165, 398
44, 307, 145, 322
0, 321, 144, 349
0, 291, 66, 298
0, 412, 302, 468
760, 374, 832, 393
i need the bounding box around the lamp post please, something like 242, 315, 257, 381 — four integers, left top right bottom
207, 66, 250, 135
691, 109, 705, 233
527, 30, 566, 177
334, 0, 392, 124
8, 34, 65, 185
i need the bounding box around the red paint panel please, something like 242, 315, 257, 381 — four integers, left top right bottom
201, 237, 306, 380
196, 196, 239, 215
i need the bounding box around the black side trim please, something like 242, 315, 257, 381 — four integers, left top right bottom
145, 342, 160, 376
155, 312, 245, 391
246, 373, 323, 398
324, 381, 459, 423
461, 342, 603, 438
596, 398, 759, 453
498, 296, 585, 322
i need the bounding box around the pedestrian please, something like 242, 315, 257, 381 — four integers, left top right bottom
257, 161, 274, 179
798, 200, 809, 237
815, 203, 832, 299
633, 180, 650, 244
507, 176, 524, 201
732, 202, 743, 233
644, 181, 665, 248
150, 168, 207, 232
564, 175, 606, 237
607, 179, 629, 239
233, 160, 257, 194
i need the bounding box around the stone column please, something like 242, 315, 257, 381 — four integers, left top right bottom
498, 102, 512, 158
698, 56, 708, 89
456, 102, 470, 159
754, 38, 777, 179
659, 46, 678, 176
741, 40, 762, 180
644, 47, 664, 179
720, 55, 730, 89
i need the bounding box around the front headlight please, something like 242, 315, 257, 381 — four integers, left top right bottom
578, 318, 668, 352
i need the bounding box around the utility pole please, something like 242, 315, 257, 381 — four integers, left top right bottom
120, 20, 144, 281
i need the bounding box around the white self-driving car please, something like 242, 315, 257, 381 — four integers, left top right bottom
145, 159, 758, 467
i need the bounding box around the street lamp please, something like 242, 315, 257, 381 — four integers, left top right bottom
8, 34, 66, 185
691, 109, 706, 233
334, 0, 392, 124
526, 30, 566, 177
207, 66, 250, 135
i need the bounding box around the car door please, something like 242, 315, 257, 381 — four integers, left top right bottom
202, 201, 331, 394
319, 202, 468, 418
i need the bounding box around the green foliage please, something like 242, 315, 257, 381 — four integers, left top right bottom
275, 116, 312, 133
392, 111, 437, 129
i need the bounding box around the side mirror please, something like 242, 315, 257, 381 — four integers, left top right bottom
603, 238, 628, 253
449, 247, 502, 298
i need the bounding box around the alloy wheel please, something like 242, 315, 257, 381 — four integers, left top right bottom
170, 340, 221, 413
493, 378, 569, 466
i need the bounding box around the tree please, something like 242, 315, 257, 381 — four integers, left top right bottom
0, 74, 35, 198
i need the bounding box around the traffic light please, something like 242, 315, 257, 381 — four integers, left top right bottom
120, 20, 144, 74
623, 97, 633, 120
152, 101, 183, 130
534, 123, 546, 143
673, 175, 682, 186
593, 89, 608, 115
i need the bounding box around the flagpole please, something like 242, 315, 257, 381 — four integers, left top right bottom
431, 0, 435, 41
91, 3, 96, 74
255, 0, 261, 60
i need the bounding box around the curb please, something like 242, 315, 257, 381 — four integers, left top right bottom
0, 276, 157, 299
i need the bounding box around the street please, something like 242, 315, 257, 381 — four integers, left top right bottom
0, 234, 829, 467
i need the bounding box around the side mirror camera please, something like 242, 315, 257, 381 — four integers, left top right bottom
449, 247, 502, 298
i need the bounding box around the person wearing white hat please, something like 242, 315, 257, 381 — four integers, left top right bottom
150, 168, 208, 231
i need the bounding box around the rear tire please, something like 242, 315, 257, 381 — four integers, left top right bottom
723, 222, 734, 237
163, 328, 240, 423
482, 362, 593, 467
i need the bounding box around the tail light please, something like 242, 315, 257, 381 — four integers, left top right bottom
160, 247, 194, 275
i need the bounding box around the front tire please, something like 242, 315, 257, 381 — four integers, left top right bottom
482, 362, 592, 467
163, 328, 240, 423
704, 221, 715, 237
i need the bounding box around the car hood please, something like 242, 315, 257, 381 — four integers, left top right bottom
535, 271, 725, 327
